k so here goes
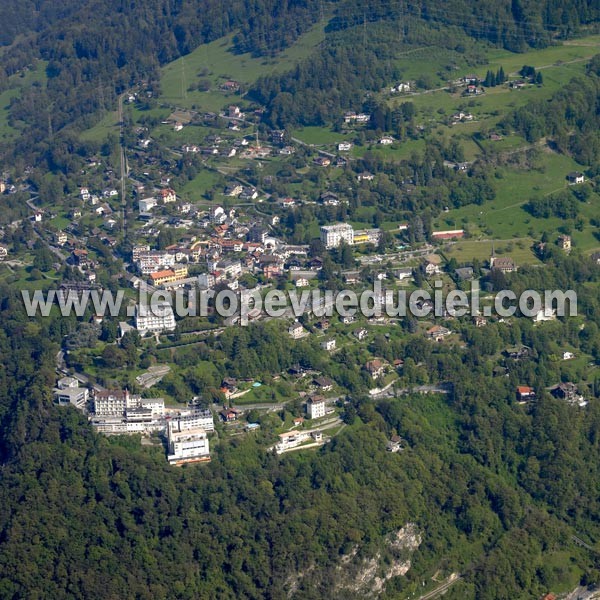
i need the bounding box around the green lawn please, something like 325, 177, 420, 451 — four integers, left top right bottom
437, 152, 588, 241
443, 238, 541, 266
159, 19, 327, 110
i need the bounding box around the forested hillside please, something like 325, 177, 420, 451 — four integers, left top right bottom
1, 254, 600, 598
1, 0, 599, 167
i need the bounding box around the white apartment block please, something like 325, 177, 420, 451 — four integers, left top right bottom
136, 251, 176, 275
307, 397, 326, 419
135, 302, 176, 335
320, 223, 354, 249
167, 426, 210, 465
55, 387, 89, 409
169, 409, 214, 432
91, 390, 165, 434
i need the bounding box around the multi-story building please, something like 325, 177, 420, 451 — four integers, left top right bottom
137, 251, 176, 275
149, 265, 189, 287
55, 386, 89, 409
139, 197, 158, 212
353, 228, 381, 245
135, 301, 176, 334
307, 396, 326, 419
167, 425, 211, 465
91, 390, 165, 434
169, 409, 214, 433
320, 223, 354, 249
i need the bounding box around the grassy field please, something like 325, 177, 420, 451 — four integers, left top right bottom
159, 19, 327, 111
442, 238, 541, 265
0, 60, 48, 141
434, 152, 597, 243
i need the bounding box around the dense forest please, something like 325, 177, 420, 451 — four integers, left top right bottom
1, 252, 600, 598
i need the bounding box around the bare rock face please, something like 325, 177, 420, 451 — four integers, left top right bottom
285, 523, 422, 599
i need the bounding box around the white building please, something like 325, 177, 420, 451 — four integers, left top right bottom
136, 251, 176, 275
320, 223, 354, 249
135, 301, 176, 335
169, 409, 214, 433
167, 426, 210, 465
289, 321, 306, 339
55, 387, 89, 409
307, 397, 326, 419
320, 339, 336, 352
139, 197, 158, 212
91, 390, 165, 434
338, 142, 352, 151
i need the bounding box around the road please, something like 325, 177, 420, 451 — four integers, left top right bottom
417, 574, 462, 600
25, 196, 68, 262
117, 93, 128, 236
371, 382, 453, 400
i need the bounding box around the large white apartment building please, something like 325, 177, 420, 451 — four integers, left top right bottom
320, 223, 354, 249
136, 251, 176, 275
135, 301, 176, 335
167, 426, 210, 465
91, 390, 165, 434
93, 389, 165, 417
307, 396, 326, 419
169, 409, 215, 432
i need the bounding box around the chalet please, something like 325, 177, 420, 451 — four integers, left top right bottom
338, 142, 352, 151
357, 172, 375, 182
424, 261, 441, 276
0, 245, 7, 260
505, 346, 531, 360
239, 187, 258, 201
558, 234, 571, 251
549, 382, 586, 406
314, 377, 334, 392
567, 171, 585, 185
159, 188, 177, 204
365, 359, 385, 379
473, 315, 488, 328
427, 325, 451, 342
220, 407, 240, 422
516, 386, 535, 402
72, 249, 89, 267
314, 156, 331, 167
391, 82, 411, 93
386, 435, 404, 452
353, 328, 368, 341
509, 79, 526, 89
379, 136, 394, 145
221, 80, 240, 92
319, 191, 339, 205
288, 321, 306, 339
462, 74, 479, 85
320, 339, 336, 352
279, 197, 296, 208
490, 256, 517, 273
224, 184, 243, 197
279, 146, 295, 155
55, 231, 68, 246
455, 267, 474, 281
228, 105, 243, 118
270, 130, 286, 145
